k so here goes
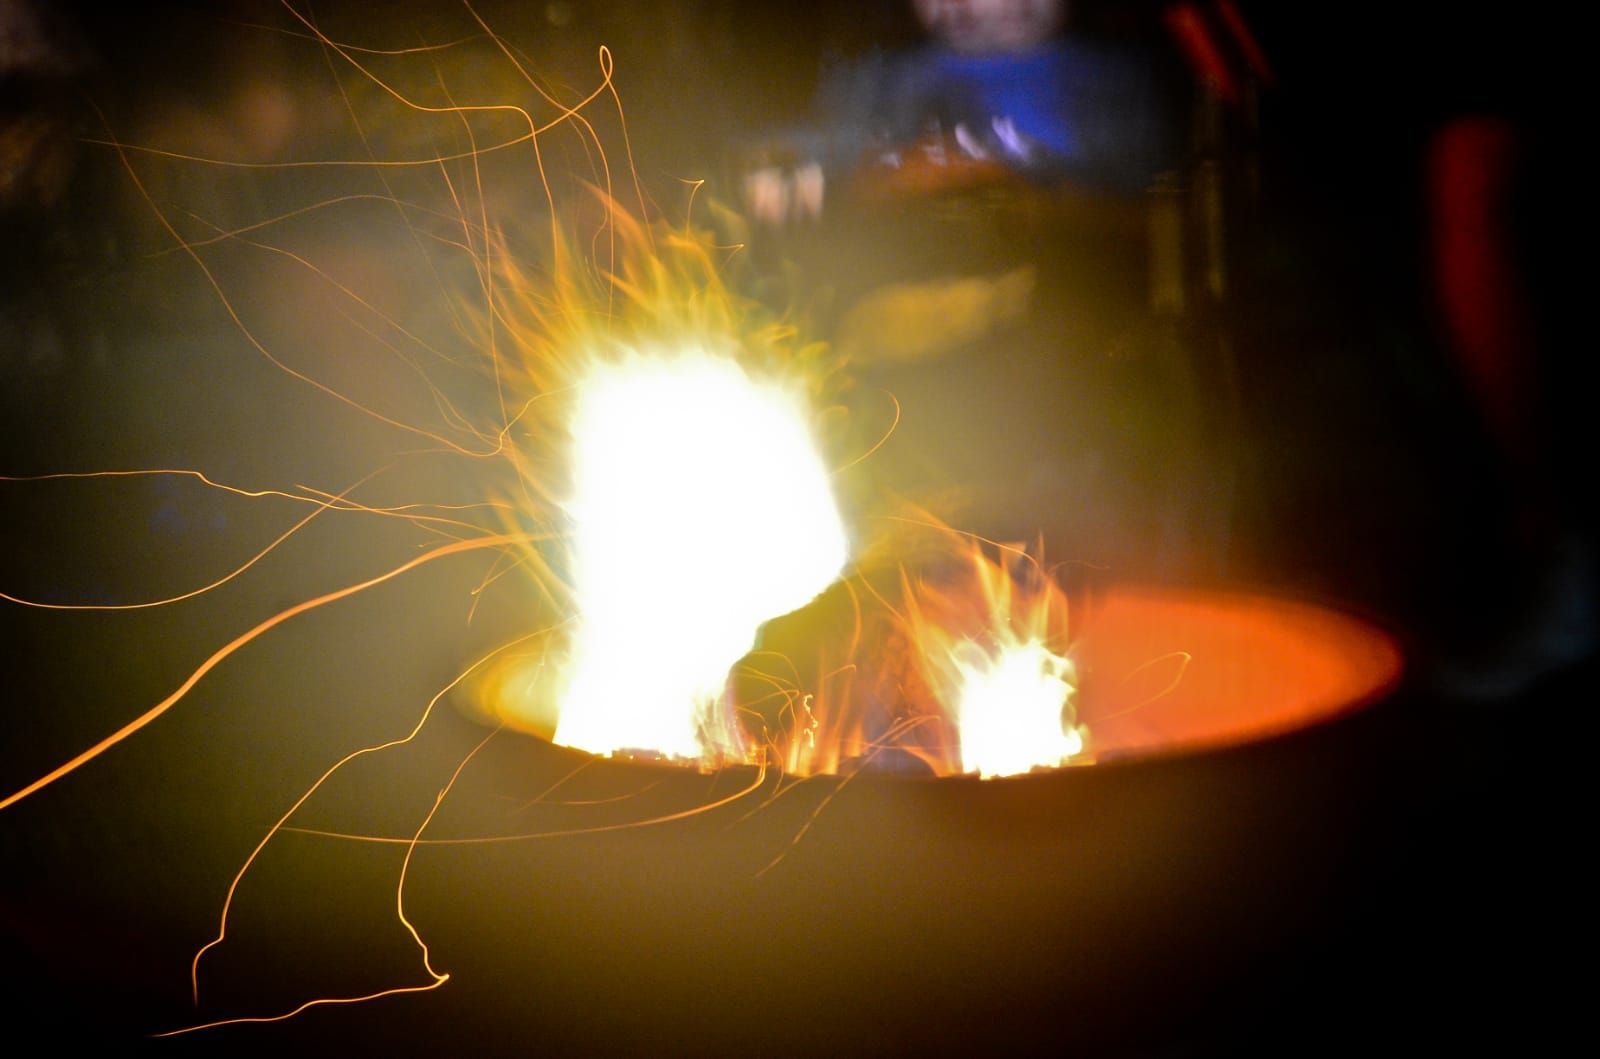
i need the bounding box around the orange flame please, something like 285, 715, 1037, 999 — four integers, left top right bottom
727, 520, 1089, 779
465, 200, 1089, 779
901, 538, 1087, 777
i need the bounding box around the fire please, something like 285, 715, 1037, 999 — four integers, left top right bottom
444, 192, 860, 766
952, 640, 1084, 777
471, 231, 1085, 778
551, 352, 848, 762
901, 538, 1088, 777
0, 4, 1110, 1041
717, 519, 1091, 779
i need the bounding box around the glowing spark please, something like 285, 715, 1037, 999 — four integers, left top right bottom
548, 353, 849, 762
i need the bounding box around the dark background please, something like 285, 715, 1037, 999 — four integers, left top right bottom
2, 1, 1588, 1053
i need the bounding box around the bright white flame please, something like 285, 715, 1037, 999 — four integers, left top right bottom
553, 352, 848, 760
953, 638, 1083, 779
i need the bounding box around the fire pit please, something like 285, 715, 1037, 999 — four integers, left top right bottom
0, 8, 1421, 1048
224, 583, 1401, 1054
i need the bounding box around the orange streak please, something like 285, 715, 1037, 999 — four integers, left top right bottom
512, 756, 597, 811
754, 715, 937, 878
0, 532, 524, 815
831, 389, 901, 476
188, 626, 555, 1004
457, 2, 616, 273
1097, 651, 1195, 722
1, 467, 506, 532
154, 979, 449, 1038
163, 724, 509, 1037
224, 18, 485, 56
875, 512, 1041, 573
1, 466, 323, 502
95, 110, 499, 459
152, 193, 457, 254
281, 758, 767, 846
0, 470, 382, 610
177, 217, 497, 453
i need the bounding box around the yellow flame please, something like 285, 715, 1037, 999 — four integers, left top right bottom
468, 208, 1086, 777
446, 186, 1084, 780
902, 538, 1088, 777
951, 638, 1084, 778
553, 352, 848, 761
461, 198, 856, 766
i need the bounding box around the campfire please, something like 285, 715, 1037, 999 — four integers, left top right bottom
0, 3, 1402, 1047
